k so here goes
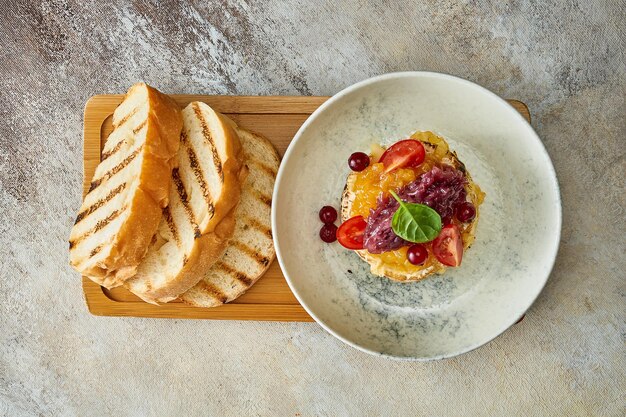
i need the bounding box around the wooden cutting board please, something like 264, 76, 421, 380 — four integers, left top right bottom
82, 95, 531, 321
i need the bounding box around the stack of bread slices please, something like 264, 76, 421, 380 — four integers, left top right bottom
70, 83, 278, 306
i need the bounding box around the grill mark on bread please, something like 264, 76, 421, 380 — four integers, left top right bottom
251, 189, 272, 207
93, 208, 123, 234
171, 168, 201, 238
75, 183, 127, 225
246, 216, 272, 239
194, 280, 227, 303
192, 102, 223, 183
185, 137, 215, 218
90, 245, 103, 258
70, 208, 124, 248
101, 140, 124, 161
113, 106, 139, 129
249, 159, 278, 178
231, 240, 271, 267
163, 207, 180, 246
90, 145, 143, 192
133, 120, 147, 134
102, 119, 146, 162
214, 260, 253, 286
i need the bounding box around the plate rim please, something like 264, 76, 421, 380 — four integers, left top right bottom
272, 71, 562, 360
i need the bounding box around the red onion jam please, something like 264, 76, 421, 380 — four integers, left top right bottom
363, 165, 467, 254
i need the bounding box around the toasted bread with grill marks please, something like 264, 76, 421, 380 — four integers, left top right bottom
341, 134, 483, 282
179, 128, 279, 307
125, 102, 245, 304
69, 83, 182, 288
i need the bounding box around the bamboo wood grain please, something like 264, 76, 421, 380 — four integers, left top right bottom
82, 95, 531, 321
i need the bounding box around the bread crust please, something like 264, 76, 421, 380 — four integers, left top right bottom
71, 83, 182, 288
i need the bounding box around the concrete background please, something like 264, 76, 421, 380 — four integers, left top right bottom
1, 1, 624, 415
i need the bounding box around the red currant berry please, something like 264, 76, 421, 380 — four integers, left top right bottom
407, 244, 428, 265
319, 206, 338, 224
319, 223, 338, 243
455, 202, 476, 222
348, 152, 370, 172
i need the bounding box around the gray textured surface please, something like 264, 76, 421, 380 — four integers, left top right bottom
0, 1, 624, 416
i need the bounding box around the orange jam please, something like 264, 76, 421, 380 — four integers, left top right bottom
349, 131, 475, 274
350, 163, 417, 218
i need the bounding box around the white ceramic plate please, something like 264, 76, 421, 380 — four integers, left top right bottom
272, 72, 561, 360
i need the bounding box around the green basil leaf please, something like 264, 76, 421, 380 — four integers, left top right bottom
390, 190, 442, 243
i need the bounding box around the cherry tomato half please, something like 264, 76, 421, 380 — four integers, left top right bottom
337, 216, 367, 250
432, 224, 463, 267
379, 140, 425, 173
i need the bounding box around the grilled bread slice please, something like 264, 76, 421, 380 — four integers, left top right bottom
341, 133, 483, 282
179, 128, 279, 307
125, 102, 245, 304
69, 83, 182, 288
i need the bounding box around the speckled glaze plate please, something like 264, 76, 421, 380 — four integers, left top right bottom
272, 72, 561, 360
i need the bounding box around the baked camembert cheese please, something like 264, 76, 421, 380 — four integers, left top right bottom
321, 131, 485, 282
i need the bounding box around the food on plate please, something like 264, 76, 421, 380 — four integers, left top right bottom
319, 223, 338, 243
124, 102, 245, 304
406, 244, 428, 265
319, 206, 338, 224
348, 152, 370, 172
335, 215, 367, 250
318, 205, 339, 242
335, 131, 485, 282
179, 128, 279, 307
69, 83, 182, 288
